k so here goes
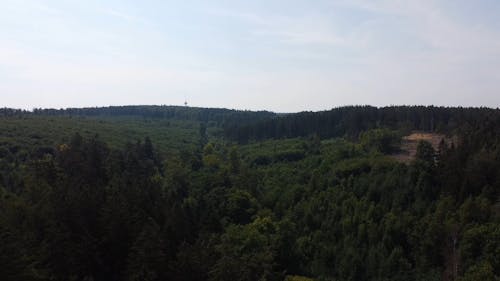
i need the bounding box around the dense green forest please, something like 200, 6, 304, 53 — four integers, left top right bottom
0, 105, 499, 281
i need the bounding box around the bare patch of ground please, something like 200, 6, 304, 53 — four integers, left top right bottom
391, 132, 453, 163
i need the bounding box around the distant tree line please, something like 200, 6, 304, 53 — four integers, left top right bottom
4, 105, 500, 142
26, 106, 275, 127
223, 106, 500, 142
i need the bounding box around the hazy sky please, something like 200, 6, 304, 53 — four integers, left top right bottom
1, 0, 500, 112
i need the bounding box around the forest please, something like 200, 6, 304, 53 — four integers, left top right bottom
0, 105, 499, 281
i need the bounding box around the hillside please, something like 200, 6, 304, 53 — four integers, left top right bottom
224, 106, 500, 143
0, 105, 499, 281
0, 105, 275, 155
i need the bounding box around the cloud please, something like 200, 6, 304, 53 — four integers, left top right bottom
103, 8, 149, 25
343, 0, 500, 54
210, 9, 347, 46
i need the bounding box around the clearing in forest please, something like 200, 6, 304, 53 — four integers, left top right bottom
392, 132, 450, 163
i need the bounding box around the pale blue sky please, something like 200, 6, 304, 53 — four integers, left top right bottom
1, 0, 499, 111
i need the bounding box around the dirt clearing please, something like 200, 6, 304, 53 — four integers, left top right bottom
392, 132, 452, 163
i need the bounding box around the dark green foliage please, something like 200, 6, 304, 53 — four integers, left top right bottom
126, 219, 168, 281
0, 224, 43, 281
0, 105, 499, 281
224, 106, 500, 143
359, 128, 401, 154
210, 217, 279, 281
416, 141, 436, 163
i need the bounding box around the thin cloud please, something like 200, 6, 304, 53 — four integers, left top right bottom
210, 9, 347, 46
104, 9, 146, 24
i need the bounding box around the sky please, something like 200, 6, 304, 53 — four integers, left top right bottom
1, 0, 500, 112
